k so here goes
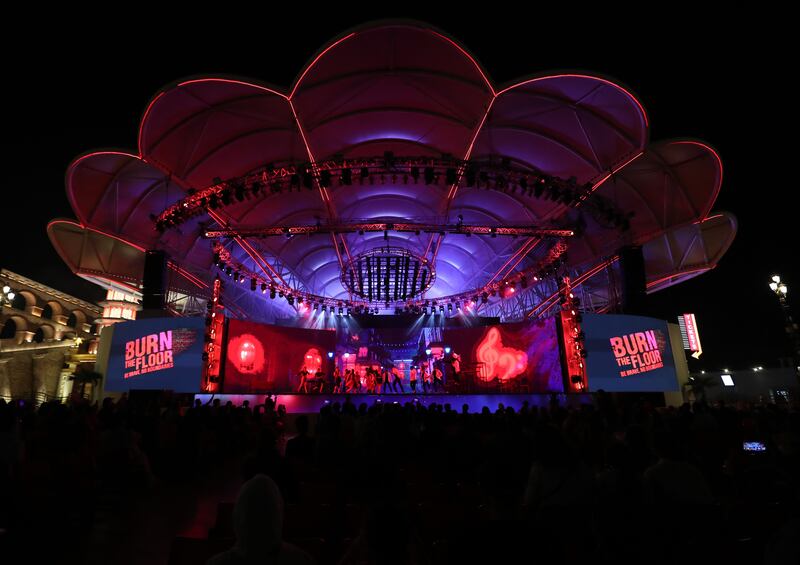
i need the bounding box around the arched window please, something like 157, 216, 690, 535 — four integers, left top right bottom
11, 294, 26, 311
0, 319, 16, 339
67, 312, 78, 328
42, 304, 53, 319
33, 327, 45, 343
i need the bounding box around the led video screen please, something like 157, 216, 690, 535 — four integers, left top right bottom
105, 317, 205, 392
223, 319, 337, 393
582, 313, 679, 392
444, 318, 564, 392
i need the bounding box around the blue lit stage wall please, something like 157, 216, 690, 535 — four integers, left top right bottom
104, 317, 205, 392
443, 318, 564, 393
582, 313, 679, 392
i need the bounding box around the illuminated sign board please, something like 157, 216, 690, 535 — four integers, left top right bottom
106, 317, 205, 392
582, 314, 679, 392
678, 313, 702, 358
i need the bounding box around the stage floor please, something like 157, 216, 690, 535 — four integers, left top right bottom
194, 393, 593, 413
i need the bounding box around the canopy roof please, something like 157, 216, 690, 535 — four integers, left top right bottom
52, 21, 734, 320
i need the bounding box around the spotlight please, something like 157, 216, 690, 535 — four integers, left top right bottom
320, 170, 331, 187
446, 168, 457, 185
447, 303, 453, 312
425, 348, 432, 355
465, 165, 476, 187
287, 295, 294, 305
424, 167, 435, 185
269, 289, 276, 299
481, 292, 488, 303
226, 267, 232, 276
444, 346, 451, 354
410, 167, 420, 183
261, 283, 267, 294
327, 352, 334, 359
439, 305, 445, 313
338, 307, 343, 316
360, 166, 370, 180
302, 169, 313, 189
233, 271, 239, 281
250, 278, 257, 291
342, 168, 352, 185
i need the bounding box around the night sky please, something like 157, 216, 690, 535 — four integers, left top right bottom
4, 13, 794, 372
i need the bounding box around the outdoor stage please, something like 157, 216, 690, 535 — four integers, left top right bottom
194, 393, 593, 413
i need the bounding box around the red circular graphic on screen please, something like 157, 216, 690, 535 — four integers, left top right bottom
230, 334, 265, 374
301, 348, 323, 374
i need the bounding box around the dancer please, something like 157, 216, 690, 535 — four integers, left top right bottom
409, 366, 418, 393
422, 365, 432, 394
432, 364, 444, 393
297, 368, 309, 393
392, 365, 405, 393
451, 353, 461, 384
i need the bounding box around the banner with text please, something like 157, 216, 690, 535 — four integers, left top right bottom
105, 317, 205, 392
582, 313, 678, 392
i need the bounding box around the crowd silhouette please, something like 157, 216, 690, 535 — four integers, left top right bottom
0, 392, 798, 564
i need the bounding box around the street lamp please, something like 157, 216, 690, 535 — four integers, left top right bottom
770, 274, 800, 383
1, 285, 15, 306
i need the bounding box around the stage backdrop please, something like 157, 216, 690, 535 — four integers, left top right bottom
104, 317, 205, 392
582, 313, 679, 392
444, 318, 563, 392
223, 319, 337, 393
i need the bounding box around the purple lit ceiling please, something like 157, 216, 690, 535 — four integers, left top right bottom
50, 21, 735, 320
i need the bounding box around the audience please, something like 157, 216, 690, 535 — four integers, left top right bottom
207, 474, 313, 565
0, 394, 797, 564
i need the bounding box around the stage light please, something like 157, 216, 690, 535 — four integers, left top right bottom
465, 165, 476, 186
338, 307, 343, 315
327, 352, 334, 358
233, 271, 239, 281
481, 292, 488, 303
444, 346, 451, 354
410, 167, 420, 183
425, 348, 432, 355
319, 170, 331, 188
287, 295, 294, 305
341, 168, 352, 185
3, 285, 10, 293
7, 292, 14, 300
250, 278, 257, 291
313, 303, 318, 311
261, 283, 267, 294
447, 303, 453, 312
439, 305, 445, 313
226, 267, 232, 276
446, 168, 457, 185
269, 289, 276, 299
343, 352, 350, 359
302, 170, 313, 189
360, 166, 370, 180
424, 167, 435, 185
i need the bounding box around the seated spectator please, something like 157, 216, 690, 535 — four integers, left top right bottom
285, 415, 315, 463
643, 429, 713, 505
207, 474, 313, 565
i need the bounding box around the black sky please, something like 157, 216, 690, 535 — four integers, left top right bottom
3, 11, 794, 371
